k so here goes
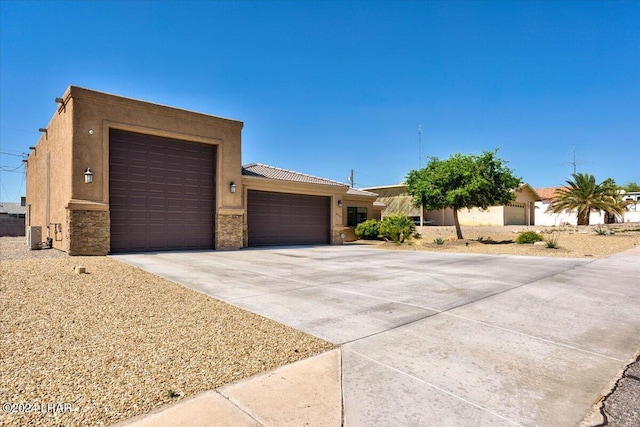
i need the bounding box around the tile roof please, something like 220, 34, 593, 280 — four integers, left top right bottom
534, 187, 563, 200
242, 163, 348, 187
346, 188, 378, 197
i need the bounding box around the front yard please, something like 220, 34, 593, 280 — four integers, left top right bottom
0, 238, 333, 427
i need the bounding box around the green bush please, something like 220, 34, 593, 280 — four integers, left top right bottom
515, 231, 544, 244
433, 237, 445, 245
379, 215, 416, 244
355, 219, 381, 240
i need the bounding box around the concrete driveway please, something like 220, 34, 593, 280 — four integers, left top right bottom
113, 246, 640, 426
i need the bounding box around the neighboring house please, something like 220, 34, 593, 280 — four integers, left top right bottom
363, 183, 540, 226
0, 202, 26, 236
533, 187, 639, 225
621, 191, 640, 223
25, 86, 378, 255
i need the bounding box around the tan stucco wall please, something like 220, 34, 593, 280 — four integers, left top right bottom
364, 186, 422, 217
27, 86, 244, 254
457, 206, 505, 226
424, 208, 455, 226
25, 94, 74, 250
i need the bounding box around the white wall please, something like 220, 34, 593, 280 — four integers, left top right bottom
535, 201, 640, 225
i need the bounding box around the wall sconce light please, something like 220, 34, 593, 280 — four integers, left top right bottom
84, 168, 93, 184
230, 182, 236, 194
337, 200, 343, 208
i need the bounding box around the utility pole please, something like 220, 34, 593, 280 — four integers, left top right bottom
563, 147, 582, 175
418, 124, 424, 226
418, 124, 422, 169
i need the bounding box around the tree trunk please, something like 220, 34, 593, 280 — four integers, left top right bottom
453, 209, 463, 240
577, 208, 590, 226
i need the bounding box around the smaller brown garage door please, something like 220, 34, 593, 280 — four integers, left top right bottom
247, 190, 330, 246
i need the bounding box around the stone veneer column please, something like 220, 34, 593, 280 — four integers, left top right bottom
215, 212, 243, 250
331, 228, 345, 245
66, 200, 110, 255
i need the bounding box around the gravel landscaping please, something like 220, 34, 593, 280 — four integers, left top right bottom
0, 237, 333, 427
2, 223, 638, 427
375, 223, 640, 258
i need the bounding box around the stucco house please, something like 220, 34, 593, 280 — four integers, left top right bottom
25, 86, 379, 255
535, 187, 640, 225
363, 183, 540, 226
0, 202, 26, 237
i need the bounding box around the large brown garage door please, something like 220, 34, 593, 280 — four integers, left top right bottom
247, 190, 330, 246
109, 129, 216, 252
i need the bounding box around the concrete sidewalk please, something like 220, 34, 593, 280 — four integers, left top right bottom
115, 349, 342, 427
113, 244, 640, 426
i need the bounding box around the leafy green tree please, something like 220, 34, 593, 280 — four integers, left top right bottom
623, 181, 640, 192
547, 173, 627, 225
406, 150, 521, 240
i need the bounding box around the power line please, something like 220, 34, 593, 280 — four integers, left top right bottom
0, 125, 40, 134
1, 164, 25, 172
0, 150, 27, 158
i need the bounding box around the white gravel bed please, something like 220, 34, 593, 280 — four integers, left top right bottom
0, 237, 333, 426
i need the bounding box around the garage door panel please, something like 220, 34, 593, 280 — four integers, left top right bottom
247, 190, 329, 247
109, 129, 215, 252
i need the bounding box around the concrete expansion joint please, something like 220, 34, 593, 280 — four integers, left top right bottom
339, 347, 346, 427
215, 390, 267, 427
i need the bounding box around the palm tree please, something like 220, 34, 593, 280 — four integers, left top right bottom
547, 173, 627, 225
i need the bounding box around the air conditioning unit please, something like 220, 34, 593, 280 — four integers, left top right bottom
27, 226, 42, 250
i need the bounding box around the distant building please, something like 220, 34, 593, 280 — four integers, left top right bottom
534, 188, 640, 225
0, 202, 26, 236
363, 183, 540, 226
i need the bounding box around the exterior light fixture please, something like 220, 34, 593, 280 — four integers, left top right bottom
230, 182, 236, 194
84, 168, 93, 184
337, 200, 343, 208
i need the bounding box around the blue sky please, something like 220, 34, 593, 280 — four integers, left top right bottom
1, 0, 638, 203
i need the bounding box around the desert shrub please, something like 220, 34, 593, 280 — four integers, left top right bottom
593, 225, 614, 235
433, 237, 445, 245
545, 232, 560, 249
355, 219, 381, 240
515, 231, 544, 244
379, 215, 416, 244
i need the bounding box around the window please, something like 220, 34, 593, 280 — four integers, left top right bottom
347, 207, 367, 226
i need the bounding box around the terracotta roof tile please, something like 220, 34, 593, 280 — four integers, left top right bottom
242, 163, 348, 187
346, 188, 378, 197
534, 187, 563, 200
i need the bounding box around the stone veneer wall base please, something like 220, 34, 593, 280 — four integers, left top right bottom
66, 209, 110, 255
216, 213, 243, 250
